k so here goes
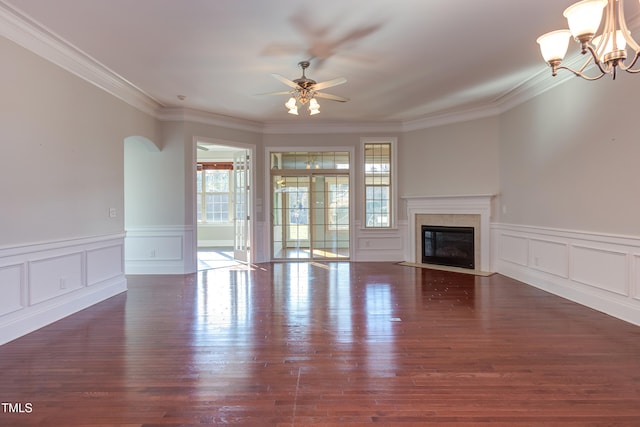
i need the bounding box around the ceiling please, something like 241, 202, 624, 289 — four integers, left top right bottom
2, 0, 629, 127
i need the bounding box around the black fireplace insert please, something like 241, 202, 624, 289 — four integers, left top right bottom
422, 225, 475, 269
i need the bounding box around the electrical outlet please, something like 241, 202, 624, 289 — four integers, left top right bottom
109, 208, 117, 218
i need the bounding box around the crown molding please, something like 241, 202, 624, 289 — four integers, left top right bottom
261, 119, 404, 134
401, 103, 503, 132
157, 107, 265, 133
1, 0, 599, 134
0, 1, 163, 116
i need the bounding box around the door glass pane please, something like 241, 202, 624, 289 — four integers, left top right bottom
311, 174, 349, 260
270, 151, 350, 260
272, 175, 310, 259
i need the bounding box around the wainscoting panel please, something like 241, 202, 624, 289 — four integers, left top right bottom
571, 245, 628, 296
498, 234, 528, 266
0, 234, 127, 345
529, 238, 569, 278
0, 264, 24, 317
125, 226, 195, 274
492, 224, 640, 326
634, 254, 640, 302
352, 220, 405, 262
87, 244, 124, 286
29, 252, 83, 305
125, 235, 183, 261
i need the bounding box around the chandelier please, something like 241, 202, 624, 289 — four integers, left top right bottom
536, 0, 640, 80
284, 89, 320, 116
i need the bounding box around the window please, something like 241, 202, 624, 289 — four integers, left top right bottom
197, 162, 233, 223
363, 139, 395, 228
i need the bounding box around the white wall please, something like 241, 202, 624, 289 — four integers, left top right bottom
0, 36, 158, 344
400, 117, 500, 199
0, 36, 157, 246
494, 74, 640, 326
498, 76, 640, 235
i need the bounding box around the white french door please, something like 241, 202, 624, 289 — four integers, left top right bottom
233, 151, 250, 262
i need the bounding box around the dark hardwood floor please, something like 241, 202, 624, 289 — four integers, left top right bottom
2, 262, 640, 426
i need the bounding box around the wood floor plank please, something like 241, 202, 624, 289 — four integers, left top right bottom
1, 262, 640, 426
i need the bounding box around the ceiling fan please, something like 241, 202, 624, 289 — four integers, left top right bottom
261, 60, 349, 115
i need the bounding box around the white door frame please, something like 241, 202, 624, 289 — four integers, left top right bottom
265, 146, 355, 261
193, 136, 256, 266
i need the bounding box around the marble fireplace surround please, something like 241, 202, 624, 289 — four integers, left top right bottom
404, 195, 494, 272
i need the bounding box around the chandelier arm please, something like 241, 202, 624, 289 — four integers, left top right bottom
616, 50, 640, 71
620, 53, 640, 72
618, 0, 640, 52
556, 65, 607, 81
581, 44, 610, 75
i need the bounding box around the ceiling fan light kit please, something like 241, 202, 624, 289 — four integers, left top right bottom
537, 0, 640, 80
264, 60, 348, 116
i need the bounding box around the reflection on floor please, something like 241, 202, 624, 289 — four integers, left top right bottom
273, 247, 350, 260
197, 248, 243, 271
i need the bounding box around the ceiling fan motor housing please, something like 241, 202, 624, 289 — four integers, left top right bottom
295, 61, 316, 89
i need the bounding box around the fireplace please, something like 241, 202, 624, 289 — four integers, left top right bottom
422, 225, 475, 269
404, 195, 494, 272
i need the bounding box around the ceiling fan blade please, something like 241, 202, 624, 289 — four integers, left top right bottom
271, 73, 299, 89
256, 90, 293, 96
314, 92, 349, 102
312, 77, 347, 91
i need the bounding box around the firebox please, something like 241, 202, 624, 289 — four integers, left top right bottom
422, 225, 475, 269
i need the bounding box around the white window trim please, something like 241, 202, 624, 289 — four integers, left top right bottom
360, 137, 398, 230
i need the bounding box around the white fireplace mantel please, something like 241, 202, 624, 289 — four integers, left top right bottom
402, 195, 494, 272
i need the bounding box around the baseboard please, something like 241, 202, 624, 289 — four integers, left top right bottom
0, 278, 126, 346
